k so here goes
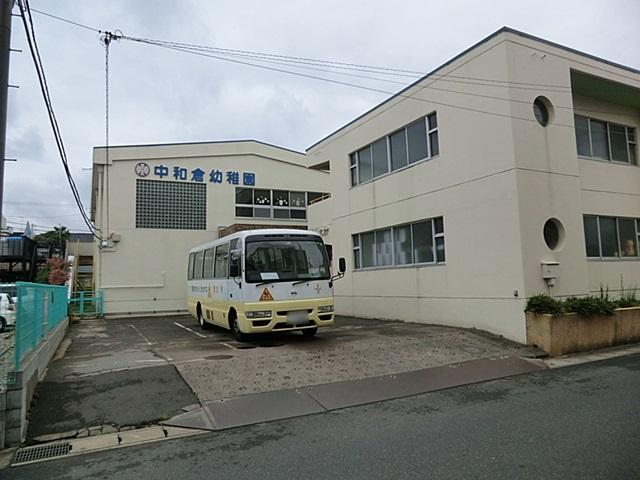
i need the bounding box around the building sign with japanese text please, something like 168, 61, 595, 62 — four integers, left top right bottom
133, 162, 256, 186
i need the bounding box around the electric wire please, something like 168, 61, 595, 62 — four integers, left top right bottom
124, 36, 578, 128
29, 7, 635, 120
17, 1, 101, 238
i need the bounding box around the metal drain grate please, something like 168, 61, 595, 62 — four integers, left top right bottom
13, 442, 72, 465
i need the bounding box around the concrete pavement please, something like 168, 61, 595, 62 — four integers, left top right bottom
6, 353, 640, 479
24, 314, 541, 442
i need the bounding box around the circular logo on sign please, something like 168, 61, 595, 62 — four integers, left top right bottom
134, 162, 150, 177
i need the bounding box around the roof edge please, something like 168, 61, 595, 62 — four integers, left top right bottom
306, 26, 640, 152
93, 139, 305, 156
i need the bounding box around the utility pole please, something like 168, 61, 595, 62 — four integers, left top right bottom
0, 0, 13, 230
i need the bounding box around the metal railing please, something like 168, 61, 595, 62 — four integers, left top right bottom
14, 282, 68, 370
68, 290, 103, 318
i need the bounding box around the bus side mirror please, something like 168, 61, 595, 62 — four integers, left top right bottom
338, 257, 346, 274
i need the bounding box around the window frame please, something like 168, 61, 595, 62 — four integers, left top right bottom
235, 188, 326, 220
575, 115, 638, 166
214, 243, 230, 279
351, 217, 445, 270
349, 111, 439, 188
584, 215, 640, 260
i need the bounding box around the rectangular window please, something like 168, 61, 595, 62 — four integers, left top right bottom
575, 115, 591, 157
203, 248, 215, 279
599, 216, 618, 257
583, 216, 600, 257
371, 138, 389, 177
350, 153, 358, 187
193, 250, 205, 280
361, 232, 376, 268
290, 191, 306, 208
254, 189, 271, 206
353, 217, 444, 269
357, 146, 373, 183
618, 218, 638, 257
214, 243, 229, 278
609, 123, 628, 163
584, 215, 640, 259
352, 235, 361, 269
136, 179, 206, 230
350, 112, 439, 186
188, 253, 195, 280
590, 120, 610, 160
412, 221, 434, 263
574, 115, 637, 165
393, 224, 412, 265
273, 190, 289, 207
236, 188, 253, 205
428, 113, 439, 157
235, 188, 325, 220
390, 128, 408, 171
375, 228, 393, 266
407, 118, 428, 164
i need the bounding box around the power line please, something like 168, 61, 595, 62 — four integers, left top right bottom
17, 1, 101, 239
125, 37, 578, 129
29, 7, 579, 91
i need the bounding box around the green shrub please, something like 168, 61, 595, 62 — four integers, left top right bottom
563, 296, 615, 317
525, 294, 619, 317
616, 291, 640, 308
525, 294, 564, 316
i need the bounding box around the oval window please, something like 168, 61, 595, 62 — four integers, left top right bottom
543, 218, 564, 251
533, 98, 549, 126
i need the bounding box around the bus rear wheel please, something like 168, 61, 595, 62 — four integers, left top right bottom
197, 304, 211, 330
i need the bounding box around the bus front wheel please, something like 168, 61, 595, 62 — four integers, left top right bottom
230, 317, 247, 342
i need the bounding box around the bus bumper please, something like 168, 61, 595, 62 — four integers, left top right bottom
239, 298, 334, 333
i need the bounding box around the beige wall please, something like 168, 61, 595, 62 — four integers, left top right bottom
309, 30, 640, 342
92, 141, 330, 315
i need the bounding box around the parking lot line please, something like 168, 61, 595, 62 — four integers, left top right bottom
173, 322, 207, 338
128, 324, 152, 345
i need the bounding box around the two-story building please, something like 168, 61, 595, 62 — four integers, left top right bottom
307, 27, 640, 343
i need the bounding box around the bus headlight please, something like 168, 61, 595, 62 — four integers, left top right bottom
317, 305, 334, 313
246, 310, 272, 319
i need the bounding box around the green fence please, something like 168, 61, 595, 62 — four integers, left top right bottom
14, 282, 68, 370
68, 290, 103, 318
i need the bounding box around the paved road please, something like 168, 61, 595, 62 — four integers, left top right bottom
7, 354, 640, 479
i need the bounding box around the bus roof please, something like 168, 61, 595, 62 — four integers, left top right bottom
188, 229, 323, 253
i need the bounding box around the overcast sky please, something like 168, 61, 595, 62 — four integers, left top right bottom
3, 0, 639, 234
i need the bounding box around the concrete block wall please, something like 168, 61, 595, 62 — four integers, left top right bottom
1, 318, 69, 448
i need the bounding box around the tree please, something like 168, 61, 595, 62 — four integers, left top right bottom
35, 258, 70, 285
34, 225, 70, 253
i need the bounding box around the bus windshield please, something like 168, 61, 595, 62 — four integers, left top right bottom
245, 238, 330, 283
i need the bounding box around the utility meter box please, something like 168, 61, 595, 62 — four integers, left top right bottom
541, 261, 560, 279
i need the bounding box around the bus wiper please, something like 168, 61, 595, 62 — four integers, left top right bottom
255, 280, 276, 287
292, 278, 310, 286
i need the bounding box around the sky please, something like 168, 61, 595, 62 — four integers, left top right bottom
3, 0, 639, 234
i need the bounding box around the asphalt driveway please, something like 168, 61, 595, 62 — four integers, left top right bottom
26, 314, 540, 442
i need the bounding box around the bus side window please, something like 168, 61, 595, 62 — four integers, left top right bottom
230, 253, 241, 277
325, 244, 333, 262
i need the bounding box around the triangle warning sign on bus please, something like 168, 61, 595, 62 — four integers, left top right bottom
259, 288, 274, 302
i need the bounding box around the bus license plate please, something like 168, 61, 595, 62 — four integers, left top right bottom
287, 310, 308, 325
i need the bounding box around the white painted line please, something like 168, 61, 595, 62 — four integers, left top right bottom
129, 324, 152, 345
174, 321, 207, 338
220, 342, 237, 350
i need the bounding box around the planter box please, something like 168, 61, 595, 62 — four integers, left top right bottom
526, 307, 640, 356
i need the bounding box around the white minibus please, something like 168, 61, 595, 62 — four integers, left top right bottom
187, 229, 345, 340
